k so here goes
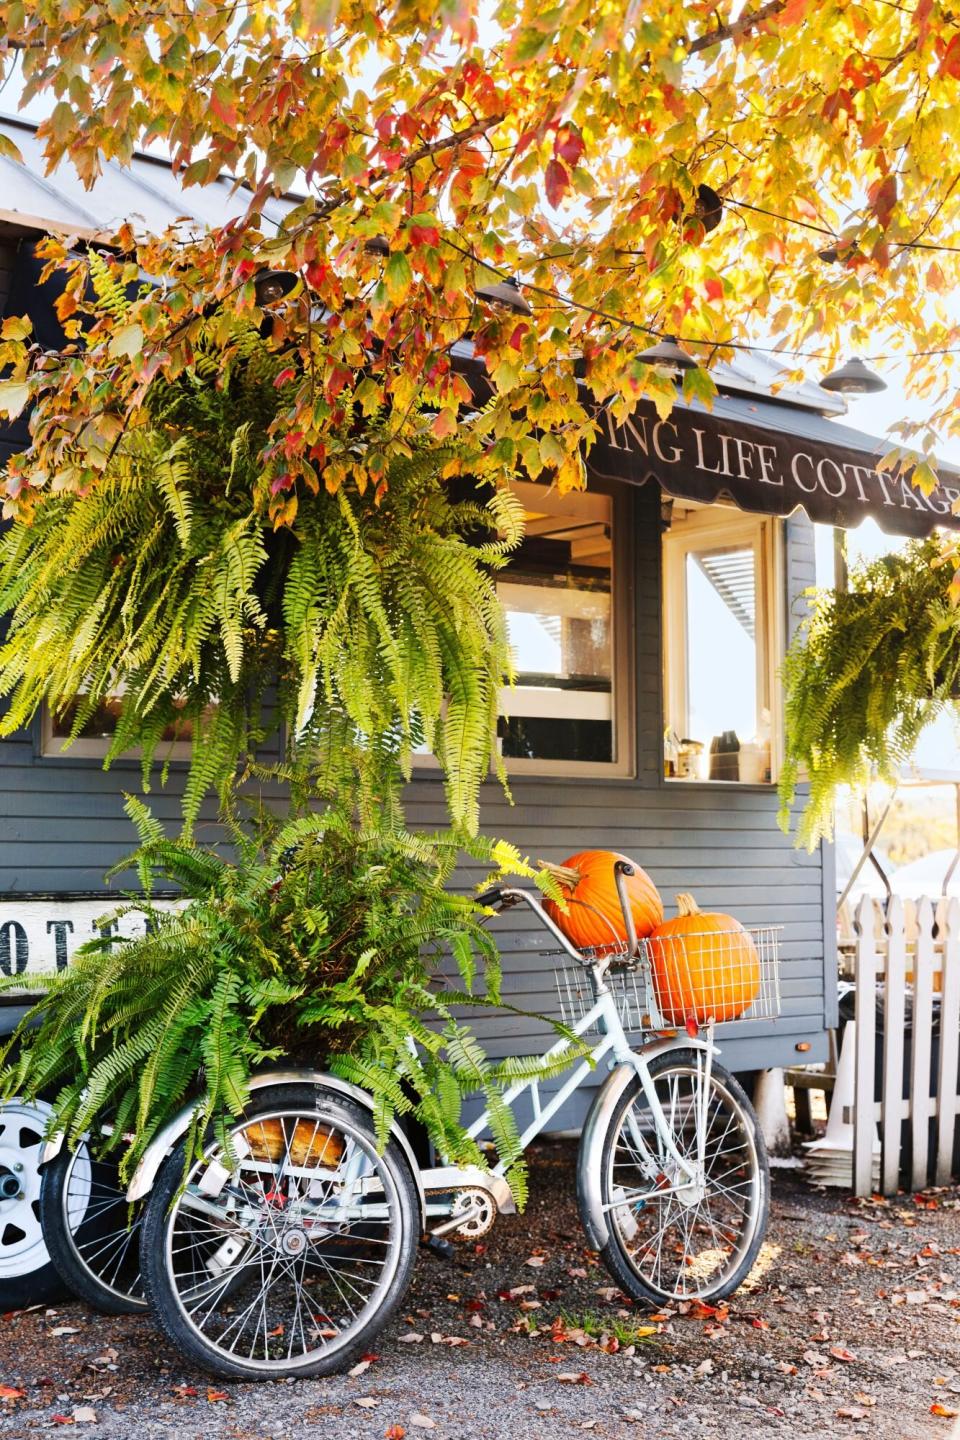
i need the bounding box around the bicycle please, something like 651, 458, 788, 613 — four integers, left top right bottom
123, 861, 779, 1379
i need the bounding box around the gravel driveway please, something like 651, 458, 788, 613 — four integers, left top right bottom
0, 1139, 958, 1439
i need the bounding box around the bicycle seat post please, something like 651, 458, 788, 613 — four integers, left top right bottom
613, 860, 640, 958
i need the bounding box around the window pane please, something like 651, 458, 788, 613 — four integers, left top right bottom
498, 488, 615, 765
685, 546, 757, 756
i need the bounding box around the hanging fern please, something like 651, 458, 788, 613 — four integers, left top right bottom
779, 538, 960, 849
0, 297, 522, 836
0, 799, 579, 1202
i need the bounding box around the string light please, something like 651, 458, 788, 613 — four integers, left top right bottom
442, 239, 960, 367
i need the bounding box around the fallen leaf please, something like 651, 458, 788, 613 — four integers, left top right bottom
567, 1267, 587, 1279
695, 1358, 714, 1376
931, 1403, 960, 1417
206, 1389, 229, 1402
854, 1393, 877, 1406
409, 1417, 436, 1430
50, 1419, 74, 1427
525, 1255, 546, 1268
0, 1386, 24, 1400
385, 1427, 406, 1439
349, 1359, 373, 1378
173, 1385, 198, 1398
72, 1409, 96, 1425
835, 1407, 867, 1420
50, 1326, 80, 1337
557, 1372, 593, 1385
397, 1332, 424, 1343
355, 1397, 379, 1409
830, 1346, 858, 1363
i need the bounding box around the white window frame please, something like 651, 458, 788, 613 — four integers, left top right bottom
40, 702, 194, 761
662, 506, 784, 784
495, 478, 635, 779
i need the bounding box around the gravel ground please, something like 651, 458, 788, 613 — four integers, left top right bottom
0, 1139, 959, 1439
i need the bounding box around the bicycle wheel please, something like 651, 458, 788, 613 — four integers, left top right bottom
592, 1048, 768, 1304
40, 1143, 147, 1315
140, 1084, 420, 1380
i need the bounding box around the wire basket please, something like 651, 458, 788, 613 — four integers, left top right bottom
553, 925, 781, 1034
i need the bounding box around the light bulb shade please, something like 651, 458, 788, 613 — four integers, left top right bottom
819, 355, 886, 394
695, 183, 723, 234
475, 275, 532, 315
636, 335, 698, 371
253, 269, 297, 305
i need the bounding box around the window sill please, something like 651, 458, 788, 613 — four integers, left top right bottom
663, 777, 777, 792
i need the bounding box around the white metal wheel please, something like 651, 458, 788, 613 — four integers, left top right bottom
0, 1097, 65, 1306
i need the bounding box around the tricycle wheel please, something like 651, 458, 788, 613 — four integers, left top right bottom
141, 1084, 419, 1379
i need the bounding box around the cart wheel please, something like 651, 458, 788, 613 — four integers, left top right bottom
0, 1098, 67, 1309
590, 1049, 769, 1305
40, 1143, 147, 1315
141, 1084, 420, 1379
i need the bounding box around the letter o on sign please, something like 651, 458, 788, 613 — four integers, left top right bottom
0, 921, 28, 976
817, 457, 847, 498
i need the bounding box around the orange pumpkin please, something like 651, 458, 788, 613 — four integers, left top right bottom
648, 893, 761, 1024
542, 850, 663, 951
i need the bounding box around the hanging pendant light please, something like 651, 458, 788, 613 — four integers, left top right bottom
253, 269, 298, 306
819, 355, 887, 394
475, 274, 532, 315
636, 334, 698, 371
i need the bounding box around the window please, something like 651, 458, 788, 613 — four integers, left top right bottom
40, 693, 199, 760
662, 505, 783, 784
496, 480, 633, 776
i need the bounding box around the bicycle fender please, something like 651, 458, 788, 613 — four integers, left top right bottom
125, 1068, 427, 1221
576, 1035, 716, 1252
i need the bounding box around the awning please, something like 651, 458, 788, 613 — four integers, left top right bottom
587, 393, 960, 538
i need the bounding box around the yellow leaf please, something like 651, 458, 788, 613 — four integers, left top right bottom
0, 380, 31, 419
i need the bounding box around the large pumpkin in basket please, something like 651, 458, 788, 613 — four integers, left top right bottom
542, 850, 663, 951
648, 893, 760, 1024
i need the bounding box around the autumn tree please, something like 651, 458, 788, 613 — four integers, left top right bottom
2, 0, 960, 825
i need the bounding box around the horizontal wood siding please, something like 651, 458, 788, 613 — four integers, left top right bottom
0, 481, 831, 1106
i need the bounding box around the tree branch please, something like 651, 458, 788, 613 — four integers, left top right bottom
688, 0, 788, 53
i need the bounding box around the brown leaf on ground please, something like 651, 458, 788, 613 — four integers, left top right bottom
557, 1372, 593, 1384
830, 1346, 858, 1363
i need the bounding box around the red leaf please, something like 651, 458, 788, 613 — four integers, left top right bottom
940, 33, 960, 78
931, 1402, 960, 1417
385, 1427, 406, 1439
554, 124, 584, 168
274, 367, 296, 387
704, 278, 724, 303
409, 224, 440, 247
305, 260, 328, 289
0, 1386, 24, 1399
545, 159, 569, 208
206, 1389, 229, 1402
210, 81, 238, 130
868, 173, 897, 229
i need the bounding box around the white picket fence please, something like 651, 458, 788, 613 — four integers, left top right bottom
851, 894, 960, 1197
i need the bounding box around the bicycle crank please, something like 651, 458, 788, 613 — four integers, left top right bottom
430, 1187, 498, 1241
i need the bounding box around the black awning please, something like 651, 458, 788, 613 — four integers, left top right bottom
587, 393, 960, 538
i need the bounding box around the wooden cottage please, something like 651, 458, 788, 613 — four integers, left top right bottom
1, 110, 956, 1125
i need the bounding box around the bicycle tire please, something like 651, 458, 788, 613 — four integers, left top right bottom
590, 1048, 769, 1305
39, 1144, 147, 1316
141, 1084, 420, 1380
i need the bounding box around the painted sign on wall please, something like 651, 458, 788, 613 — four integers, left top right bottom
0, 896, 177, 977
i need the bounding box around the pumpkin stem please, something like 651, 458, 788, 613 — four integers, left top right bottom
538, 859, 582, 888
675, 892, 701, 917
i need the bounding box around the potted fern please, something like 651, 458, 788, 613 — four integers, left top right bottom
779, 538, 960, 848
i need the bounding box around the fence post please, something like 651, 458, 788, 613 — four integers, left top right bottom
936, 898, 960, 1185
910, 896, 936, 1192
853, 896, 879, 1198
882, 896, 906, 1195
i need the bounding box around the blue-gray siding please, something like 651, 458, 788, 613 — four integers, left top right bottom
0, 479, 832, 1099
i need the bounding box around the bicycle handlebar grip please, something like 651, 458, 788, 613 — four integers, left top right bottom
476, 886, 506, 908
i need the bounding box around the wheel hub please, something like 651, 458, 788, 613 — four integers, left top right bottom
281, 1227, 308, 1256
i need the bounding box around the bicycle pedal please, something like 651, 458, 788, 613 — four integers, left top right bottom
420, 1234, 456, 1262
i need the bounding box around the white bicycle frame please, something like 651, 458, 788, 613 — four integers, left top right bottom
418, 876, 716, 1227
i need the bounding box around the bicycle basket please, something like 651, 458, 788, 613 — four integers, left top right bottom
553, 926, 781, 1034
641, 924, 781, 1028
